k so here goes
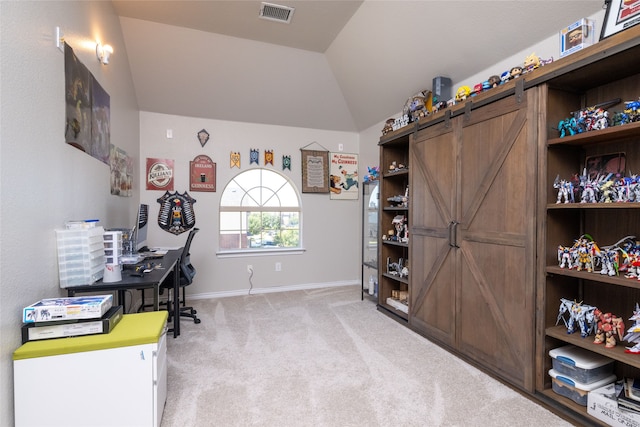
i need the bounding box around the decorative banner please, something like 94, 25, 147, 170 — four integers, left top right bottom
230, 151, 241, 168
109, 145, 133, 197
300, 149, 329, 193
190, 155, 216, 192
330, 152, 359, 200
197, 129, 209, 147
265, 150, 274, 166
282, 155, 291, 171
250, 149, 259, 165
146, 158, 174, 191
157, 191, 197, 235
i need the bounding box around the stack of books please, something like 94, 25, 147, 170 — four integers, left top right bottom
21, 295, 122, 344
618, 378, 640, 414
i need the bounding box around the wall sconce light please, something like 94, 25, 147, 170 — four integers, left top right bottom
96, 42, 113, 65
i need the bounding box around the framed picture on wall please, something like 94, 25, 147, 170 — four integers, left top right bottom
601, 0, 640, 39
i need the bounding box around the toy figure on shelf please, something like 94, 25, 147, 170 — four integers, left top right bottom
488, 75, 501, 88
391, 215, 408, 243
523, 52, 541, 73
509, 66, 523, 79
557, 245, 574, 269
556, 298, 597, 337
575, 239, 595, 272
553, 175, 574, 203
387, 186, 408, 208
388, 161, 407, 173
381, 118, 395, 136
363, 166, 379, 183
455, 86, 471, 102
387, 257, 408, 278
623, 303, 640, 354
593, 309, 625, 348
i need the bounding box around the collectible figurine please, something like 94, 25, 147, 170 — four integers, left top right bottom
382, 118, 395, 135
553, 175, 574, 203
623, 303, 640, 354
557, 245, 574, 269
509, 66, 523, 79
488, 75, 501, 88
523, 53, 541, 73
472, 83, 483, 96
593, 309, 625, 348
455, 85, 471, 102
556, 298, 597, 337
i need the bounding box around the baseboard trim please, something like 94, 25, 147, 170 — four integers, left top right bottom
189, 280, 359, 300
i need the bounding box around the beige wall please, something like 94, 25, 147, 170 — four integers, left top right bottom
138, 112, 361, 298
0, 1, 139, 425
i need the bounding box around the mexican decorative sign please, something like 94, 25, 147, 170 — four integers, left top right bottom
157, 191, 197, 235
190, 155, 216, 192
146, 158, 174, 191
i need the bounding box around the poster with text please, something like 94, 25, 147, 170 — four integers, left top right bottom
146, 158, 174, 191
190, 155, 216, 192
330, 153, 359, 200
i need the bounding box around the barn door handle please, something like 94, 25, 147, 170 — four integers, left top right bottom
448, 221, 459, 248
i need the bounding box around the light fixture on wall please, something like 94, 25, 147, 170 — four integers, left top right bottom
96, 42, 113, 65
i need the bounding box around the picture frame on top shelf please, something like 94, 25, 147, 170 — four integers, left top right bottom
601, 0, 640, 40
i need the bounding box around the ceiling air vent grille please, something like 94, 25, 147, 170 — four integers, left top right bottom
259, 2, 295, 24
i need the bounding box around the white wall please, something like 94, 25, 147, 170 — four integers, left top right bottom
139, 112, 361, 297
0, 2, 139, 425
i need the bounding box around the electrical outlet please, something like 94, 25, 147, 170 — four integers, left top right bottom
275, 262, 282, 272
247, 265, 253, 274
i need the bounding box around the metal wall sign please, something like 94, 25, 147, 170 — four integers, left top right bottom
190, 155, 216, 192
157, 191, 196, 235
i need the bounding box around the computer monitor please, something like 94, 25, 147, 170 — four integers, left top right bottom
135, 203, 149, 252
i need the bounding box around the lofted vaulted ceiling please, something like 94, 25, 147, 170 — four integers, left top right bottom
113, 0, 604, 133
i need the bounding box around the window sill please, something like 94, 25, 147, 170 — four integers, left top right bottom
216, 248, 306, 258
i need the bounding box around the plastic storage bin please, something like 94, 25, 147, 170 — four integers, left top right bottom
549, 345, 614, 384
549, 369, 616, 406
55, 226, 105, 288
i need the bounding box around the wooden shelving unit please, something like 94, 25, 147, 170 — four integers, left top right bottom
536, 26, 640, 423
377, 128, 411, 320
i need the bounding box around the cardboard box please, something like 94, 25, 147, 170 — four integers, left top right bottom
560, 18, 595, 58
22, 295, 113, 323
588, 381, 640, 427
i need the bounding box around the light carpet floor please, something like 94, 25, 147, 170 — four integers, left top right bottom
161, 285, 571, 426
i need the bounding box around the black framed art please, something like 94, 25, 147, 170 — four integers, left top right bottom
601, 0, 640, 39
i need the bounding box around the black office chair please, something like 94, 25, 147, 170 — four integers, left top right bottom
155, 227, 201, 325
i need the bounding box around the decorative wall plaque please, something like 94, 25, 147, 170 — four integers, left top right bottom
190, 155, 216, 192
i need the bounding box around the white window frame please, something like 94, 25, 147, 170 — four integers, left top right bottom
217, 168, 304, 257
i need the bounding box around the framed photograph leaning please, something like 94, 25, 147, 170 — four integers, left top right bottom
601, 0, 640, 40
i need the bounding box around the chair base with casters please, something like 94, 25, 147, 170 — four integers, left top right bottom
137, 227, 201, 325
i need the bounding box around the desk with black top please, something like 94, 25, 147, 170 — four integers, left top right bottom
67, 249, 182, 337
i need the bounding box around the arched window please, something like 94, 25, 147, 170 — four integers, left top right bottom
219, 169, 301, 252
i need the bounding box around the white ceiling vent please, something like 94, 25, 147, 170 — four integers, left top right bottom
259, 2, 295, 24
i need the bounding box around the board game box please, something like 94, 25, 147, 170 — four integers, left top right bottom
22, 295, 113, 323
